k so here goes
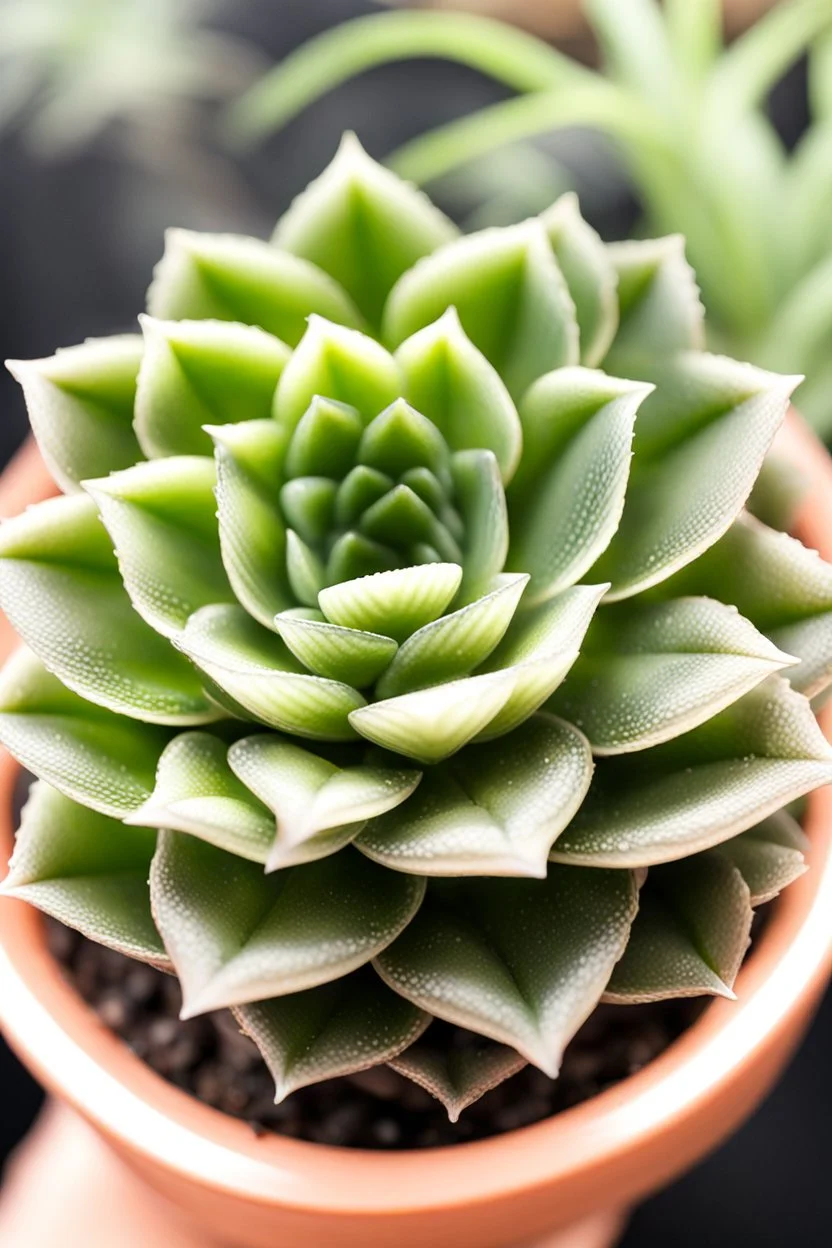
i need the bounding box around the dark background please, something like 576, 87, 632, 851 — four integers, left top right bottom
0, 3, 829, 1243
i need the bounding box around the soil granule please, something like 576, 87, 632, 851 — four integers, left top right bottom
45, 919, 704, 1149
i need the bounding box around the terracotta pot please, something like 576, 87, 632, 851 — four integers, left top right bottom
0, 416, 830, 1248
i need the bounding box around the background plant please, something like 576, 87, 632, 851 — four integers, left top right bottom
227, 0, 832, 438
1, 139, 831, 1119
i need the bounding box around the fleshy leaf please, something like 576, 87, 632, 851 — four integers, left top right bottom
2, 783, 167, 967
602, 236, 705, 371
476, 583, 606, 740
0, 494, 215, 723
285, 397, 364, 478
551, 677, 832, 868
126, 732, 275, 863
285, 530, 327, 607
273, 317, 403, 435
318, 563, 462, 644
7, 336, 143, 493
147, 229, 362, 346
376, 574, 528, 698
274, 132, 457, 329
383, 218, 580, 399
718, 811, 809, 905
452, 449, 509, 605
396, 308, 522, 483
551, 596, 795, 754
84, 457, 234, 638
375, 866, 637, 1075
593, 372, 796, 600
0, 648, 170, 818
175, 605, 365, 741
150, 834, 425, 1016
508, 377, 649, 603
209, 420, 293, 629
660, 511, 832, 699
540, 193, 619, 368
276, 612, 397, 687
134, 317, 290, 458
227, 734, 421, 870
236, 965, 429, 1101
389, 1031, 526, 1122
604, 852, 752, 1003
356, 713, 592, 877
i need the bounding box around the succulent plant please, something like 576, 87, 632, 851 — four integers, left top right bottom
2, 136, 832, 1120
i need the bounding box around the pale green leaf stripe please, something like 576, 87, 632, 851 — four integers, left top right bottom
376, 867, 636, 1074
235, 966, 429, 1103
7, 336, 143, 493
150, 834, 425, 1017
1, 783, 168, 968
390, 1032, 526, 1122
718, 812, 808, 906
0, 648, 170, 818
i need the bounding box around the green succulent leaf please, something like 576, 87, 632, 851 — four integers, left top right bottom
175, 605, 365, 741
2, 783, 167, 967
383, 218, 580, 399
147, 230, 362, 346
661, 511, 832, 699
275, 612, 398, 686
602, 236, 704, 372
7, 336, 143, 493
274, 132, 458, 329
273, 317, 403, 434
134, 318, 290, 458
604, 851, 752, 1003
227, 734, 421, 870
209, 420, 293, 629
236, 964, 429, 1102
356, 713, 591, 877
0, 494, 215, 723
718, 811, 808, 906
508, 375, 650, 603
85, 457, 234, 638
150, 834, 425, 1016
552, 677, 832, 868
551, 596, 795, 754
540, 193, 619, 367
126, 732, 275, 863
389, 1031, 526, 1121
375, 866, 637, 1074
0, 648, 170, 817
396, 308, 522, 482
319, 562, 462, 643
452, 449, 509, 605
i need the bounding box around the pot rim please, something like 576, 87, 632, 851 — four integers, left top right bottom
0, 418, 830, 1219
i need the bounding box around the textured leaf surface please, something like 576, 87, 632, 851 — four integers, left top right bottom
135, 318, 289, 458
175, 605, 365, 740
551, 596, 794, 753
540, 193, 618, 367
127, 732, 275, 863
0, 648, 169, 817
0, 494, 214, 723
2, 783, 166, 966
552, 677, 832, 867
661, 511, 832, 698
236, 965, 429, 1101
274, 132, 457, 328
151, 834, 425, 1016
396, 308, 522, 482
389, 1032, 525, 1122
605, 852, 752, 1003
275, 612, 397, 686
384, 219, 579, 398
719, 811, 808, 905
85, 457, 234, 638
452, 449, 509, 605
375, 866, 636, 1073
603, 236, 704, 371
227, 734, 420, 870
319, 563, 462, 644
7, 336, 143, 493
356, 714, 591, 876
148, 230, 362, 346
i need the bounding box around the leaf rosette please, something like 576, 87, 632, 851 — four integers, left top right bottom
2, 136, 831, 1118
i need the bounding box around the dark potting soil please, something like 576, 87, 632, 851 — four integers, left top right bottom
45, 919, 705, 1150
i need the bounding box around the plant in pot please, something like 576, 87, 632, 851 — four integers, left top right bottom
0, 138, 831, 1248
227, 0, 832, 439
